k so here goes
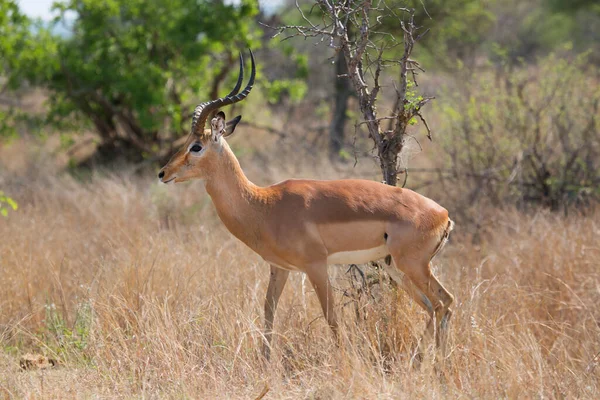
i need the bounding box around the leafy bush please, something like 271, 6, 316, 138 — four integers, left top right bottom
2, 0, 260, 162
436, 51, 600, 215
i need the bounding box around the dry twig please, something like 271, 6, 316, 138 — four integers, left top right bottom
273, 1, 434, 186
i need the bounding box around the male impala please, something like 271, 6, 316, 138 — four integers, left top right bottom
158, 52, 454, 360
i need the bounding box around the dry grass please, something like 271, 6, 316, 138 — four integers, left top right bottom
0, 139, 599, 399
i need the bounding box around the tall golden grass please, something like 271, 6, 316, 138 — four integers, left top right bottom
0, 139, 599, 399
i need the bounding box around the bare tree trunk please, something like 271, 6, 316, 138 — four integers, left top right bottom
278, 3, 432, 186
381, 136, 403, 185
329, 49, 352, 160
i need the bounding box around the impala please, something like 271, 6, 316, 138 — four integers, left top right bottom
158, 51, 454, 360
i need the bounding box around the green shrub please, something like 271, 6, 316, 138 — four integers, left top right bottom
1, 0, 260, 162
436, 51, 600, 214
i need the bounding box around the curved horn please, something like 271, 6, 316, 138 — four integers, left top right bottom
191, 50, 256, 135
225, 52, 244, 98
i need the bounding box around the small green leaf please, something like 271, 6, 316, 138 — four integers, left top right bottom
6, 198, 18, 210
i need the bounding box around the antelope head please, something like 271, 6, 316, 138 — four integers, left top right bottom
158, 51, 255, 183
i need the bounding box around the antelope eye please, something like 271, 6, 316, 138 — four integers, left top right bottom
190, 144, 202, 153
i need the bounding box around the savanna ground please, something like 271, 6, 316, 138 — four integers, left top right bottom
1, 131, 599, 399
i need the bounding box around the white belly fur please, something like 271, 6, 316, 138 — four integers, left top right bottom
327, 245, 389, 265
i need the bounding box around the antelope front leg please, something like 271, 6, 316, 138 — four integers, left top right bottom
263, 265, 289, 360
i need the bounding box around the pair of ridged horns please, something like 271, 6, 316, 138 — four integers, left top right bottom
191, 50, 256, 135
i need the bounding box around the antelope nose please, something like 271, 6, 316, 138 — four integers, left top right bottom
158, 170, 165, 180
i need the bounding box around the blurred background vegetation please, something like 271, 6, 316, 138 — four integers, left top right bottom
1, 0, 599, 221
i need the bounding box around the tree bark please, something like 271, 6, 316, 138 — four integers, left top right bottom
380, 134, 403, 186
329, 49, 352, 160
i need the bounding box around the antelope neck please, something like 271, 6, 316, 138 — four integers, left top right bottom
203, 142, 264, 218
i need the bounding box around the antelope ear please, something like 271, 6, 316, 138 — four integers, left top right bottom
223, 115, 242, 138
210, 111, 226, 142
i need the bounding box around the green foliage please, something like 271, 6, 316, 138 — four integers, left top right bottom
403, 80, 423, 112
259, 41, 310, 104
373, 0, 599, 68
0, 1, 57, 88
0, 191, 18, 217
42, 301, 94, 361
263, 79, 307, 104
375, 0, 496, 69
0, 109, 17, 138
338, 148, 351, 161
545, 0, 600, 13
436, 50, 600, 212
490, 0, 600, 64
54, 0, 258, 131
1, 0, 261, 160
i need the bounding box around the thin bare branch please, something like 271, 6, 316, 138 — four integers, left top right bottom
416, 111, 432, 141
277, 1, 434, 186
369, 43, 385, 105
